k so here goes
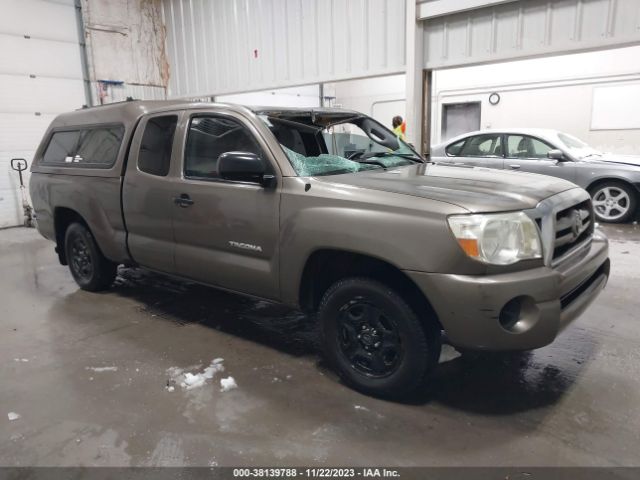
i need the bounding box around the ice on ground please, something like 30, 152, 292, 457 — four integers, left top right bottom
86, 366, 118, 372
220, 376, 238, 392
167, 359, 226, 391
439, 344, 462, 363
7, 412, 21, 421
182, 372, 206, 390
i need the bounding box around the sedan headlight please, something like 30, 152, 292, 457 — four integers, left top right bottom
447, 212, 542, 265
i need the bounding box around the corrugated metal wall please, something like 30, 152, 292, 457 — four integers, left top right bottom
423, 0, 640, 69
161, 0, 407, 98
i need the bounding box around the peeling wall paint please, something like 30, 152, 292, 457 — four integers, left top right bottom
82, 0, 168, 104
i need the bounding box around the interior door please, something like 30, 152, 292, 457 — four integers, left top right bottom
504, 134, 576, 182
122, 113, 182, 273
171, 111, 281, 300
453, 133, 505, 169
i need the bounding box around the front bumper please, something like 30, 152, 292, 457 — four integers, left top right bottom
406, 232, 609, 351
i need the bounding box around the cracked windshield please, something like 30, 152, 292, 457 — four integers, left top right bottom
259, 114, 422, 176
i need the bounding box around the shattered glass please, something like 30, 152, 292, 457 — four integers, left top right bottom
281, 145, 379, 176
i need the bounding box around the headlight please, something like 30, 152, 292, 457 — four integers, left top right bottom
447, 212, 542, 265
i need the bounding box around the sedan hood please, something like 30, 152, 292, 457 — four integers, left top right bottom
586, 154, 640, 168
324, 163, 578, 212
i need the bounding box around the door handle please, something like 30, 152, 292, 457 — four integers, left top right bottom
174, 194, 194, 207
509, 164, 521, 170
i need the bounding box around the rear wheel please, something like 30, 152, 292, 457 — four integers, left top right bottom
590, 181, 637, 223
64, 223, 117, 291
319, 277, 441, 398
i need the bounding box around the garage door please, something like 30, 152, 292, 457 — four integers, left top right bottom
421, 0, 640, 69
0, 0, 86, 228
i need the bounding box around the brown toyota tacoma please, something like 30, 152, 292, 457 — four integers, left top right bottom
30, 100, 610, 398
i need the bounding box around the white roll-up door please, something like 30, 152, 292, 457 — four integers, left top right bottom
421, 0, 640, 70
0, 0, 86, 228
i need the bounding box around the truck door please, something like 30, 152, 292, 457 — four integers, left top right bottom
171, 111, 281, 300
122, 113, 182, 273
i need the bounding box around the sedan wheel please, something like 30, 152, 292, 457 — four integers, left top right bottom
591, 183, 636, 223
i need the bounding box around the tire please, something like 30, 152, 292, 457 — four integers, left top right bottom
64, 222, 117, 291
589, 181, 637, 223
319, 277, 441, 398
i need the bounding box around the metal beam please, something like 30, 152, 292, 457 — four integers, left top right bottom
417, 0, 518, 20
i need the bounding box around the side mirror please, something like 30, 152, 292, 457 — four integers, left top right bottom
217, 151, 275, 187
547, 149, 565, 161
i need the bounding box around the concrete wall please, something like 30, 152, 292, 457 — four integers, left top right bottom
431, 45, 640, 154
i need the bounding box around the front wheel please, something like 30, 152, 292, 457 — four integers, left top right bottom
590, 182, 637, 223
319, 278, 441, 398
64, 223, 117, 291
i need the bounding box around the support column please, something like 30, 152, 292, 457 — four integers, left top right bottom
405, 0, 424, 153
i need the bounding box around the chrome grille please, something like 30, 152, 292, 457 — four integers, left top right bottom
552, 199, 594, 261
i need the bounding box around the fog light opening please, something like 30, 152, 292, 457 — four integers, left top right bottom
499, 296, 538, 333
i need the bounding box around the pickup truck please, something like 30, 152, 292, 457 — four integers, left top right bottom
30, 100, 610, 398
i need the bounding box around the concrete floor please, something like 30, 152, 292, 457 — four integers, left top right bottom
1, 224, 639, 467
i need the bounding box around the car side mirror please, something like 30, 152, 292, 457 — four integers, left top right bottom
547, 149, 565, 161
217, 151, 275, 187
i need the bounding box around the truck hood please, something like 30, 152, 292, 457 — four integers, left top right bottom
323, 163, 578, 212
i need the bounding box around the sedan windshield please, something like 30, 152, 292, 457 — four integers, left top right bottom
258, 112, 423, 176
556, 132, 603, 160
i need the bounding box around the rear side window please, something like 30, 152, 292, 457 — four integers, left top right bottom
445, 139, 466, 156
42, 126, 124, 166
459, 134, 503, 157
138, 115, 178, 176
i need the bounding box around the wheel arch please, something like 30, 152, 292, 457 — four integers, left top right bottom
298, 248, 442, 330
54, 207, 89, 265
586, 176, 638, 195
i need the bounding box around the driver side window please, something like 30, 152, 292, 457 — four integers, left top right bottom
184, 115, 262, 179
506, 135, 553, 159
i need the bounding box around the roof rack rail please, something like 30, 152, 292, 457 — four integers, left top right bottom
76, 98, 140, 111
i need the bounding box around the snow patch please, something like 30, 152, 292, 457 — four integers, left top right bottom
439, 344, 462, 363
220, 376, 238, 392
86, 366, 118, 372
354, 405, 369, 411
13, 358, 29, 363
166, 386, 175, 393
7, 412, 21, 421
166, 359, 226, 391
